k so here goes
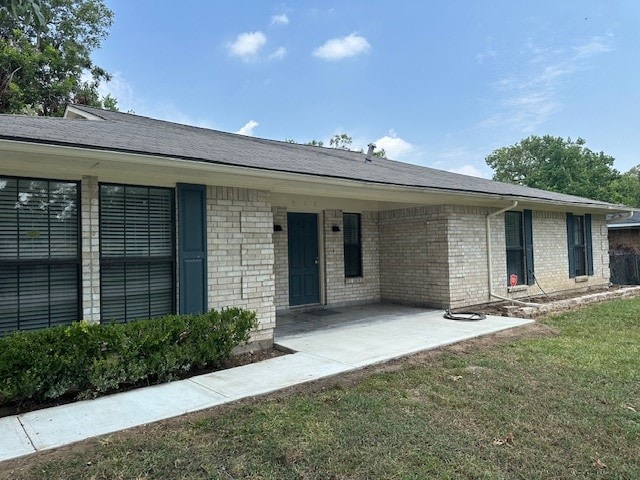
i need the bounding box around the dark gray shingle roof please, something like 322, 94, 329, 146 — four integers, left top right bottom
0, 105, 626, 210
608, 211, 640, 226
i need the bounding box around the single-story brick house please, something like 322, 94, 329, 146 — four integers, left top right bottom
0, 105, 631, 346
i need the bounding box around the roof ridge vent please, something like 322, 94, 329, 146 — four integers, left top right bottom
365, 143, 375, 163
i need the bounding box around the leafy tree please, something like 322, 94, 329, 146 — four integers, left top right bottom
328, 134, 387, 158
486, 135, 638, 205
372, 147, 386, 159
286, 133, 388, 159
0, 0, 45, 27
608, 169, 640, 207
329, 133, 353, 150
0, 0, 115, 115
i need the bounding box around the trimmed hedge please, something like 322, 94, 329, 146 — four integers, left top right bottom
0, 308, 257, 406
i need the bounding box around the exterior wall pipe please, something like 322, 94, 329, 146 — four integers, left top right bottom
612, 210, 635, 221
486, 201, 541, 307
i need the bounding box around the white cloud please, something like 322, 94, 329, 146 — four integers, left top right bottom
574, 35, 613, 58
448, 164, 487, 178
152, 106, 216, 129
85, 71, 216, 128
479, 34, 614, 133
313, 33, 370, 60
268, 46, 287, 61
228, 31, 267, 62
236, 120, 259, 136
92, 71, 135, 111
373, 130, 413, 159
422, 146, 490, 178
271, 13, 289, 25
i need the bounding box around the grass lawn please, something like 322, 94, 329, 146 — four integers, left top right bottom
2, 299, 639, 479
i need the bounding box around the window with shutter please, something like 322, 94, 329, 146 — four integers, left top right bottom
505, 211, 525, 285
566, 213, 593, 278
343, 213, 362, 278
504, 210, 534, 286
99, 184, 175, 323
0, 177, 80, 335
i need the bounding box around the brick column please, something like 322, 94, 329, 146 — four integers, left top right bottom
81, 175, 100, 323
207, 187, 275, 348
272, 206, 289, 310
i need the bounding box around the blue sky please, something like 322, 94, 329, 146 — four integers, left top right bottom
94, 1, 640, 177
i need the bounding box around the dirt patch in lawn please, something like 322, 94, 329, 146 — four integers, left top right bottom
0, 348, 286, 418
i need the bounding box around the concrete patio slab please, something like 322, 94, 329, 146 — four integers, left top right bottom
276, 307, 533, 368
0, 416, 35, 462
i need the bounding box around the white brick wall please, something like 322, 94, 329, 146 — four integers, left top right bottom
378, 205, 610, 309
447, 209, 611, 307
81, 175, 100, 323
323, 210, 380, 307
207, 187, 275, 347
379, 206, 451, 307
272, 206, 289, 310
446, 205, 495, 308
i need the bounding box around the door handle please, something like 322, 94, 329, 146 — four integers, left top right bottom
314, 257, 319, 265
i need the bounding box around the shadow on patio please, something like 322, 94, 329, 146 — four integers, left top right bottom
275, 303, 438, 338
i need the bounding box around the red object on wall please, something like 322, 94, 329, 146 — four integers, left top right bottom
509, 274, 518, 287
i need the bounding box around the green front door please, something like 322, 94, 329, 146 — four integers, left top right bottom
288, 213, 319, 306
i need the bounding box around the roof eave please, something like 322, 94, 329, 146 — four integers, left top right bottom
0, 137, 629, 214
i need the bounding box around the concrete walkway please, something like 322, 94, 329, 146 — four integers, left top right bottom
0, 307, 533, 463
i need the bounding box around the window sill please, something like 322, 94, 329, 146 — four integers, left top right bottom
574, 276, 589, 283
345, 276, 363, 284
507, 285, 528, 293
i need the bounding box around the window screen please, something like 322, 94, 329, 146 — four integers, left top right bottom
100, 184, 174, 323
0, 177, 80, 335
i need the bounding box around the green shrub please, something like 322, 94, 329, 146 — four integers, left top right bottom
0, 308, 257, 406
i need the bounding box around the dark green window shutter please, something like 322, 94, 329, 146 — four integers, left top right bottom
177, 184, 207, 315
523, 209, 534, 285
585, 214, 594, 276
566, 213, 575, 278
